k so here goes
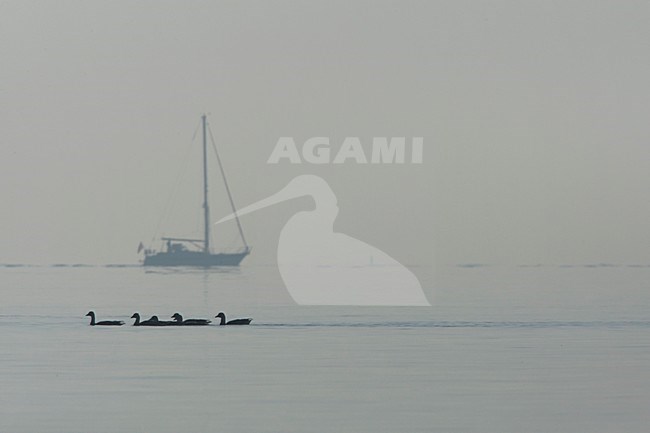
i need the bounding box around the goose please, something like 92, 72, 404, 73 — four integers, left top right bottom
86, 311, 124, 326
131, 312, 145, 326
147, 315, 177, 326
215, 312, 252, 325
171, 313, 211, 326
132, 313, 176, 326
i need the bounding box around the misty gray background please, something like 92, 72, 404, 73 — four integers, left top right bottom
1, 1, 649, 269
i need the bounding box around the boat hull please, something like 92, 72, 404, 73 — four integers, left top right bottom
143, 250, 249, 267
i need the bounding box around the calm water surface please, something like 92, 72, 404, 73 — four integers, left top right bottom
1, 265, 649, 432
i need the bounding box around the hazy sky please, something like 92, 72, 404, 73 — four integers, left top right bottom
1, 1, 649, 268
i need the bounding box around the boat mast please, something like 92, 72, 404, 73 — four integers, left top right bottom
202, 114, 210, 254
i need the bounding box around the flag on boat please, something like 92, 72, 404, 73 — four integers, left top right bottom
137, 242, 144, 253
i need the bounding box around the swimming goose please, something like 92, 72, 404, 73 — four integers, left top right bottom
147, 315, 177, 326
215, 312, 252, 325
131, 313, 176, 326
86, 311, 124, 326
131, 312, 144, 326
171, 313, 211, 326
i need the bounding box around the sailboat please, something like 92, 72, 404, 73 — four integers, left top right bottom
142, 115, 250, 267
